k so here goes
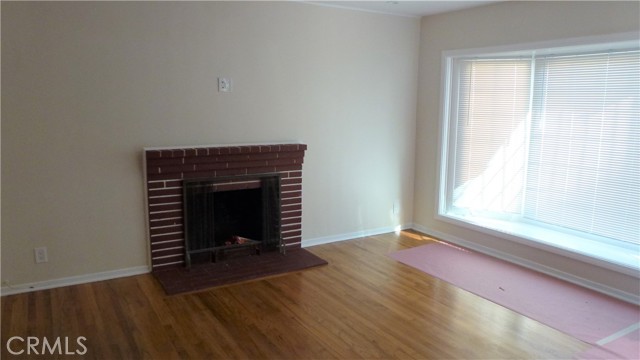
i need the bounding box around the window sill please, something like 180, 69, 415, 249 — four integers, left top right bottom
439, 213, 640, 278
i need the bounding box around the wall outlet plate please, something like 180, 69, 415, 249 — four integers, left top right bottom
35, 247, 48, 263
218, 77, 232, 92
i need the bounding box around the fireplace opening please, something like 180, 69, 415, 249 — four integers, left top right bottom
184, 175, 281, 267
213, 188, 262, 245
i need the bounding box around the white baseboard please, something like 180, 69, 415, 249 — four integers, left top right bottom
302, 224, 412, 248
411, 224, 640, 305
0, 224, 415, 296
11, 223, 632, 304
0, 225, 411, 296
1, 266, 150, 296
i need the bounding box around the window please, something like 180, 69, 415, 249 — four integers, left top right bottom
439, 35, 640, 273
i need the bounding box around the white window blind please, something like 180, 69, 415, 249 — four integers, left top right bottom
526, 50, 640, 245
446, 46, 640, 249
452, 59, 531, 216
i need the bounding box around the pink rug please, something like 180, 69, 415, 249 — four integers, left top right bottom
389, 243, 640, 359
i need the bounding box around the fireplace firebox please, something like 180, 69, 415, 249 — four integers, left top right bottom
183, 175, 281, 266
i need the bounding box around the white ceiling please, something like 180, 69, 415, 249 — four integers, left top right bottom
307, 1, 502, 17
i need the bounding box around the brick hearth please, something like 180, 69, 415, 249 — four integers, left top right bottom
144, 143, 307, 270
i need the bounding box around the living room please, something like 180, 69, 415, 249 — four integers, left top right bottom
2, 1, 639, 358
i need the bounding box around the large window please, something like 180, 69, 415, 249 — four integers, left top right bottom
439, 35, 639, 273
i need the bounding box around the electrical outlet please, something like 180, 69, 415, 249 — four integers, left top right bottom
218, 77, 232, 92
34, 247, 48, 264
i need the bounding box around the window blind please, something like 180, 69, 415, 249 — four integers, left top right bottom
449, 49, 640, 246
525, 50, 640, 245
452, 59, 531, 215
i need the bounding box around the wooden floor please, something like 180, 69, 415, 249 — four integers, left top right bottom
2, 230, 590, 359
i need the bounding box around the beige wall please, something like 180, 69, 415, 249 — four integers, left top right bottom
415, 1, 640, 299
1, 1, 419, 286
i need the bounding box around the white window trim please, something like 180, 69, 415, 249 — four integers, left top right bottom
436, 32, 640, 278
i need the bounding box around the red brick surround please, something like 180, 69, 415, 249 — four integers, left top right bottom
144, 144, 306, 270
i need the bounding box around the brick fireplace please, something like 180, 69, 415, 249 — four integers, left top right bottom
144, 143, 306, 271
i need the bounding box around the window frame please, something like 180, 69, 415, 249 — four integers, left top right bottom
436, 32, 640, 277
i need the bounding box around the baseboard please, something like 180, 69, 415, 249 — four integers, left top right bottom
411, 224, 639, 305
0, 266, 150, 296
302, 224, 412, 248
1, 225, 415, 296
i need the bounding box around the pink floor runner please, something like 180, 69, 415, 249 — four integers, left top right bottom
389, 243, 640, 359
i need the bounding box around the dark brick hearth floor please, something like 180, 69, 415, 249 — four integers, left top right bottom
153, 249, 327, 295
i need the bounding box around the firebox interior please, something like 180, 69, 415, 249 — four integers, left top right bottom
183, 175, 281, 267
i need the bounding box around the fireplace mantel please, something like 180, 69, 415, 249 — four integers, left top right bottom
143, 143, 307, 270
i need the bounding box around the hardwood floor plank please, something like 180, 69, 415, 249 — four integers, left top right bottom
1, 231, 590, 359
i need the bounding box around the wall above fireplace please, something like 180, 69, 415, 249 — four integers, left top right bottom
144, 143, 307, 270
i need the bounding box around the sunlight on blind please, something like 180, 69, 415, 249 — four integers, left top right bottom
453, 59, 531, 215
